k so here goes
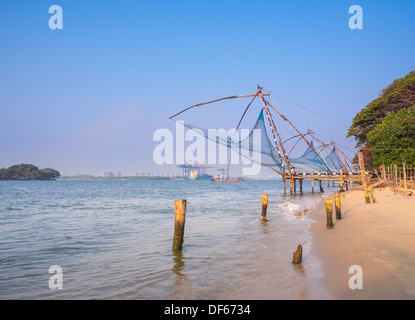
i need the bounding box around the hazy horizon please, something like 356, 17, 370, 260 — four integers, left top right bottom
1, 1, 414, 177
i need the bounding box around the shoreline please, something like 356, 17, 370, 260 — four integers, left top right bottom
305, 187, 415, 299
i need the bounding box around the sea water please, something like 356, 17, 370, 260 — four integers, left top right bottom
0, 179, 329, 299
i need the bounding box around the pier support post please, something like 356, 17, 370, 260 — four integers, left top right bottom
340, 169, 345, 192
282, 171, 287, 195
294, 178, 297, 193
292, 244, 303, 265
173, 199, 187, 251
299, 178, 303, 194
261, 193, 268, 222
311, 171, 315, 194
334, 192, 341, 219
290, 176, 293, 195
324, 196, 334, 229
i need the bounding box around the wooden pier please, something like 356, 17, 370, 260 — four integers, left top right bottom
283, 158, 415, 195
281, 169, 359, 194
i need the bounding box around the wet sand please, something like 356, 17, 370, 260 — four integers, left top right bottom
306, 188, 415, 299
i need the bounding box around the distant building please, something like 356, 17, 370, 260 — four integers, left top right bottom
101, 171, 117, 177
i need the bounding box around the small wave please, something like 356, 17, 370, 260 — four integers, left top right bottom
278, 202, 300, 213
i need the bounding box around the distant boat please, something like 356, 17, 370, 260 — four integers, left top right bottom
189, 171, 213, 180
211, 176, 244, 182
189, 171, 197, 180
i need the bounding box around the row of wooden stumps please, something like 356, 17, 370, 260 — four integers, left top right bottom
294, 191, 344, 263
172, 194, 305, 266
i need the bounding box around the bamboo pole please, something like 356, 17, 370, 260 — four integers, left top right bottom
169, 93, 269, 119
339, 169, 345, 192
395, 164, 398, 188
282, 171, 287, 195
368, 187, 377, 203
311, 170, 315, 194
290, 176, 293, 195
261, 193, 268, 222
403, 158, 407, 190
173, 200, 187, 251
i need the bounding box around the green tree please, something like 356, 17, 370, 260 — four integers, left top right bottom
0, 164, 61, 180
347, 70, 415, 147
366, 106, 415, 167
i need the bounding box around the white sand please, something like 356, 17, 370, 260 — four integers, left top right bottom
306, 188, 415, 299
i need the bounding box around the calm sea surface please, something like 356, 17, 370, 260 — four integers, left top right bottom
0, 179, 328, 299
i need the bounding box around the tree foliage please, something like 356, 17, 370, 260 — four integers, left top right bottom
366, 107, 415, 167
347, 70, 415, 147
0, 164, 61, 180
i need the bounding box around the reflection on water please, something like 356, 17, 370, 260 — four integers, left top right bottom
170, 250, 195, 299
0, 179, 328, 299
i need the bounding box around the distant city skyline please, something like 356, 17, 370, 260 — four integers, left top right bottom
1, 1, 414, 177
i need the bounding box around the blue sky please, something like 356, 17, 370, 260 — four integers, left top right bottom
1, 0, 414, 176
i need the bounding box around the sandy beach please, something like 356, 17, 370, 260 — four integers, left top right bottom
307, 187, 415, 300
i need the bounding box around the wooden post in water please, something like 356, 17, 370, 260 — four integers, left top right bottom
172, 199, 187, 251
311, 171, 315, 194
299, 178, 303, 194
261, 193, 268, 222
324, 196, 334, 229
292, 244, 303, 265
290, 176, 293, 195
293, 178, 297, 193
282, 171, 287, 195
334, 192, 341, 219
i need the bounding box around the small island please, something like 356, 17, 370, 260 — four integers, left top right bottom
0, 164, 61, 180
